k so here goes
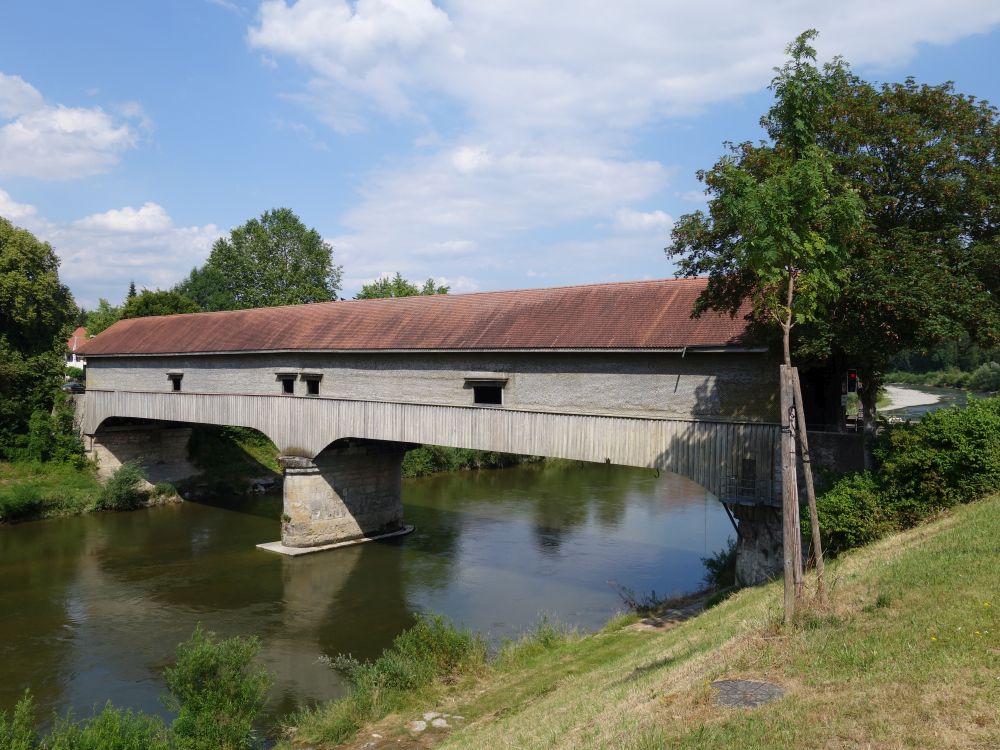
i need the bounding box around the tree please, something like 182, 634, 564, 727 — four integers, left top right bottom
668, 31, 863, 368
176, 208, 342, 310
799, 76, 1000, 433
127, 280, 137, 300
0, 218, 76, 456
85, 298, 123, 336
355, 272, 449, 300
121, 289, 200, 319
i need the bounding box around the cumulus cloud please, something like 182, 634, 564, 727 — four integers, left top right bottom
0, 72, 143, 180
0, 190, 220, 307
75, 202, 173, 233
0, 188, 37, 221
250, 1, 1000, 140
613, 208, 673, 233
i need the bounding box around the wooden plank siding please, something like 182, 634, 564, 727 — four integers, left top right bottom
80, 389, 780, 503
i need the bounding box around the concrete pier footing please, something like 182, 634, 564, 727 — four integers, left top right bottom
732, 504, 785, 586
278, 440, 409, 549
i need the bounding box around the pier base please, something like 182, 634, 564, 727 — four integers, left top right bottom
279, 440, 408, 549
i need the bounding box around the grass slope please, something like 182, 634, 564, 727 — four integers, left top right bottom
299, 495, 999, 749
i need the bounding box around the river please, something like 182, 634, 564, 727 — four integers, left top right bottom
0, 461, 731, 727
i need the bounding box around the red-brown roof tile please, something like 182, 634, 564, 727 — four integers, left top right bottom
77, 278, 752, 356
67, 326, 88, 352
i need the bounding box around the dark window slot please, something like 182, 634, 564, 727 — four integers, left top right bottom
473, 385, 503, 405
306, 379, 320, 396
281, 377, 295, 395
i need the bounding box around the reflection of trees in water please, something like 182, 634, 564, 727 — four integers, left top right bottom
0, 516, 90, 716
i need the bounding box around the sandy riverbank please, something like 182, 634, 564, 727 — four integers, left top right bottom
882, 384, 943, 411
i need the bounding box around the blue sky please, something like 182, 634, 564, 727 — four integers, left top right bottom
2, 1, 998, 308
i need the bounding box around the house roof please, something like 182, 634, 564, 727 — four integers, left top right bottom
77, 278, 754, 357
67, 326, 88, 352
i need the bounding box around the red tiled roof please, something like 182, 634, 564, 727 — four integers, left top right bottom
67, 326, 88, 352
78, 278, 752, 356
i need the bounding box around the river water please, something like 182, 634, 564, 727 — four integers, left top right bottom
0, 461, 731, 726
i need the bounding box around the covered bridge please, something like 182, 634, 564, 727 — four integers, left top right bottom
78, 278, 781, 554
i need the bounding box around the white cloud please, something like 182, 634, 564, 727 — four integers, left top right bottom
75, 202, 173, 233
250, 1, 1000, 139
0, 188, 37, 221
0, 72, 143, 180
613, 208, 673, 233
249, 1, 1000, 293
0, 189, 220, 307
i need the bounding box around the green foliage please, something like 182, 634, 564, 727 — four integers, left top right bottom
95, 460, 147, 511
83, 298, 122, 336
163, 625, 270, 750
816, 396, 1000, 554
0, 218, 76, 459
813, 472, 892, 554
402, 444, 531, 477
888, 362, 1000, 392
668, 31, 863, 366
0, 461, 102, 522
701, 538, 737, 588
306, 615, 485, 743
0, 691, 36, 750
64, 366, 84, 381
176, 208, 342, 311
45, 705, 170, 750
355, 272, 449, 300
120, 289, 199, 320
0, 483, 44, 523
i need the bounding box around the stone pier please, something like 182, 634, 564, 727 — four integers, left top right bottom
732, 504, 784, 586
269, 439, 411, 554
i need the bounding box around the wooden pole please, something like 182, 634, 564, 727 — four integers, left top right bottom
779, 365, 802, 624
791, 367, 827, 603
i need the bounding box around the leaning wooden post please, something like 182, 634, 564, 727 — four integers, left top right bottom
791, 367, 827, 603
779, 365, 803, 624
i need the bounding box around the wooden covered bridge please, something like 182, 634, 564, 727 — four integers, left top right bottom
77, 278, 782, 558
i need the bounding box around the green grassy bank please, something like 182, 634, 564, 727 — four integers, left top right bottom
284, 494, 999, 749
0, 460, 102, 522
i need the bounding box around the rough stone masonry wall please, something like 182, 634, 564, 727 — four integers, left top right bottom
87, 425, 197, 485
280, 440, 407, 548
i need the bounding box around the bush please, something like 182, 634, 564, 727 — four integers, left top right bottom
163, 625, 270, 750
46, 704, 170, 750
307, 615, 485, 742
8, 391, 85, 466
0, 484, 44, 523
814, 472, 893, 555
402, 444, 533, 477
816, 395, 1000, 556
702, 538, 737, 588
966, 361, 1000, 392
95, 461, 147, 511
0, 692, 36, 750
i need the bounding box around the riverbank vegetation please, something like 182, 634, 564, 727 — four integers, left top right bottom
276, 492, 999, 749
885, 363, 1000, 392
814, 394, 1000, 554
0, 627, 269, 750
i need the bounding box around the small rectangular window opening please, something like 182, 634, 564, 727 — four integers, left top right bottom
473, 385, 503, 405
306, 378, 320, 396
168, 374, 183, 392
281, 377, 295, 395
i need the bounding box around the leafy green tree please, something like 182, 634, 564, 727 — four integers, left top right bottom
355, 272, 449, 300
0, 218, 76, 457
121, 289, 200, 319
176, 208, 342, 310
175, 264, 233, 312
668, 31, 863, 368
800, 76, 1000, 430
85, 298, 123, 336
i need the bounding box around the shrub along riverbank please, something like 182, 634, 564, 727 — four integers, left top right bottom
886, 362, 1000, 391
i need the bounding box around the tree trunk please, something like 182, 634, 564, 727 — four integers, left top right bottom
792, 368, 826, 603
